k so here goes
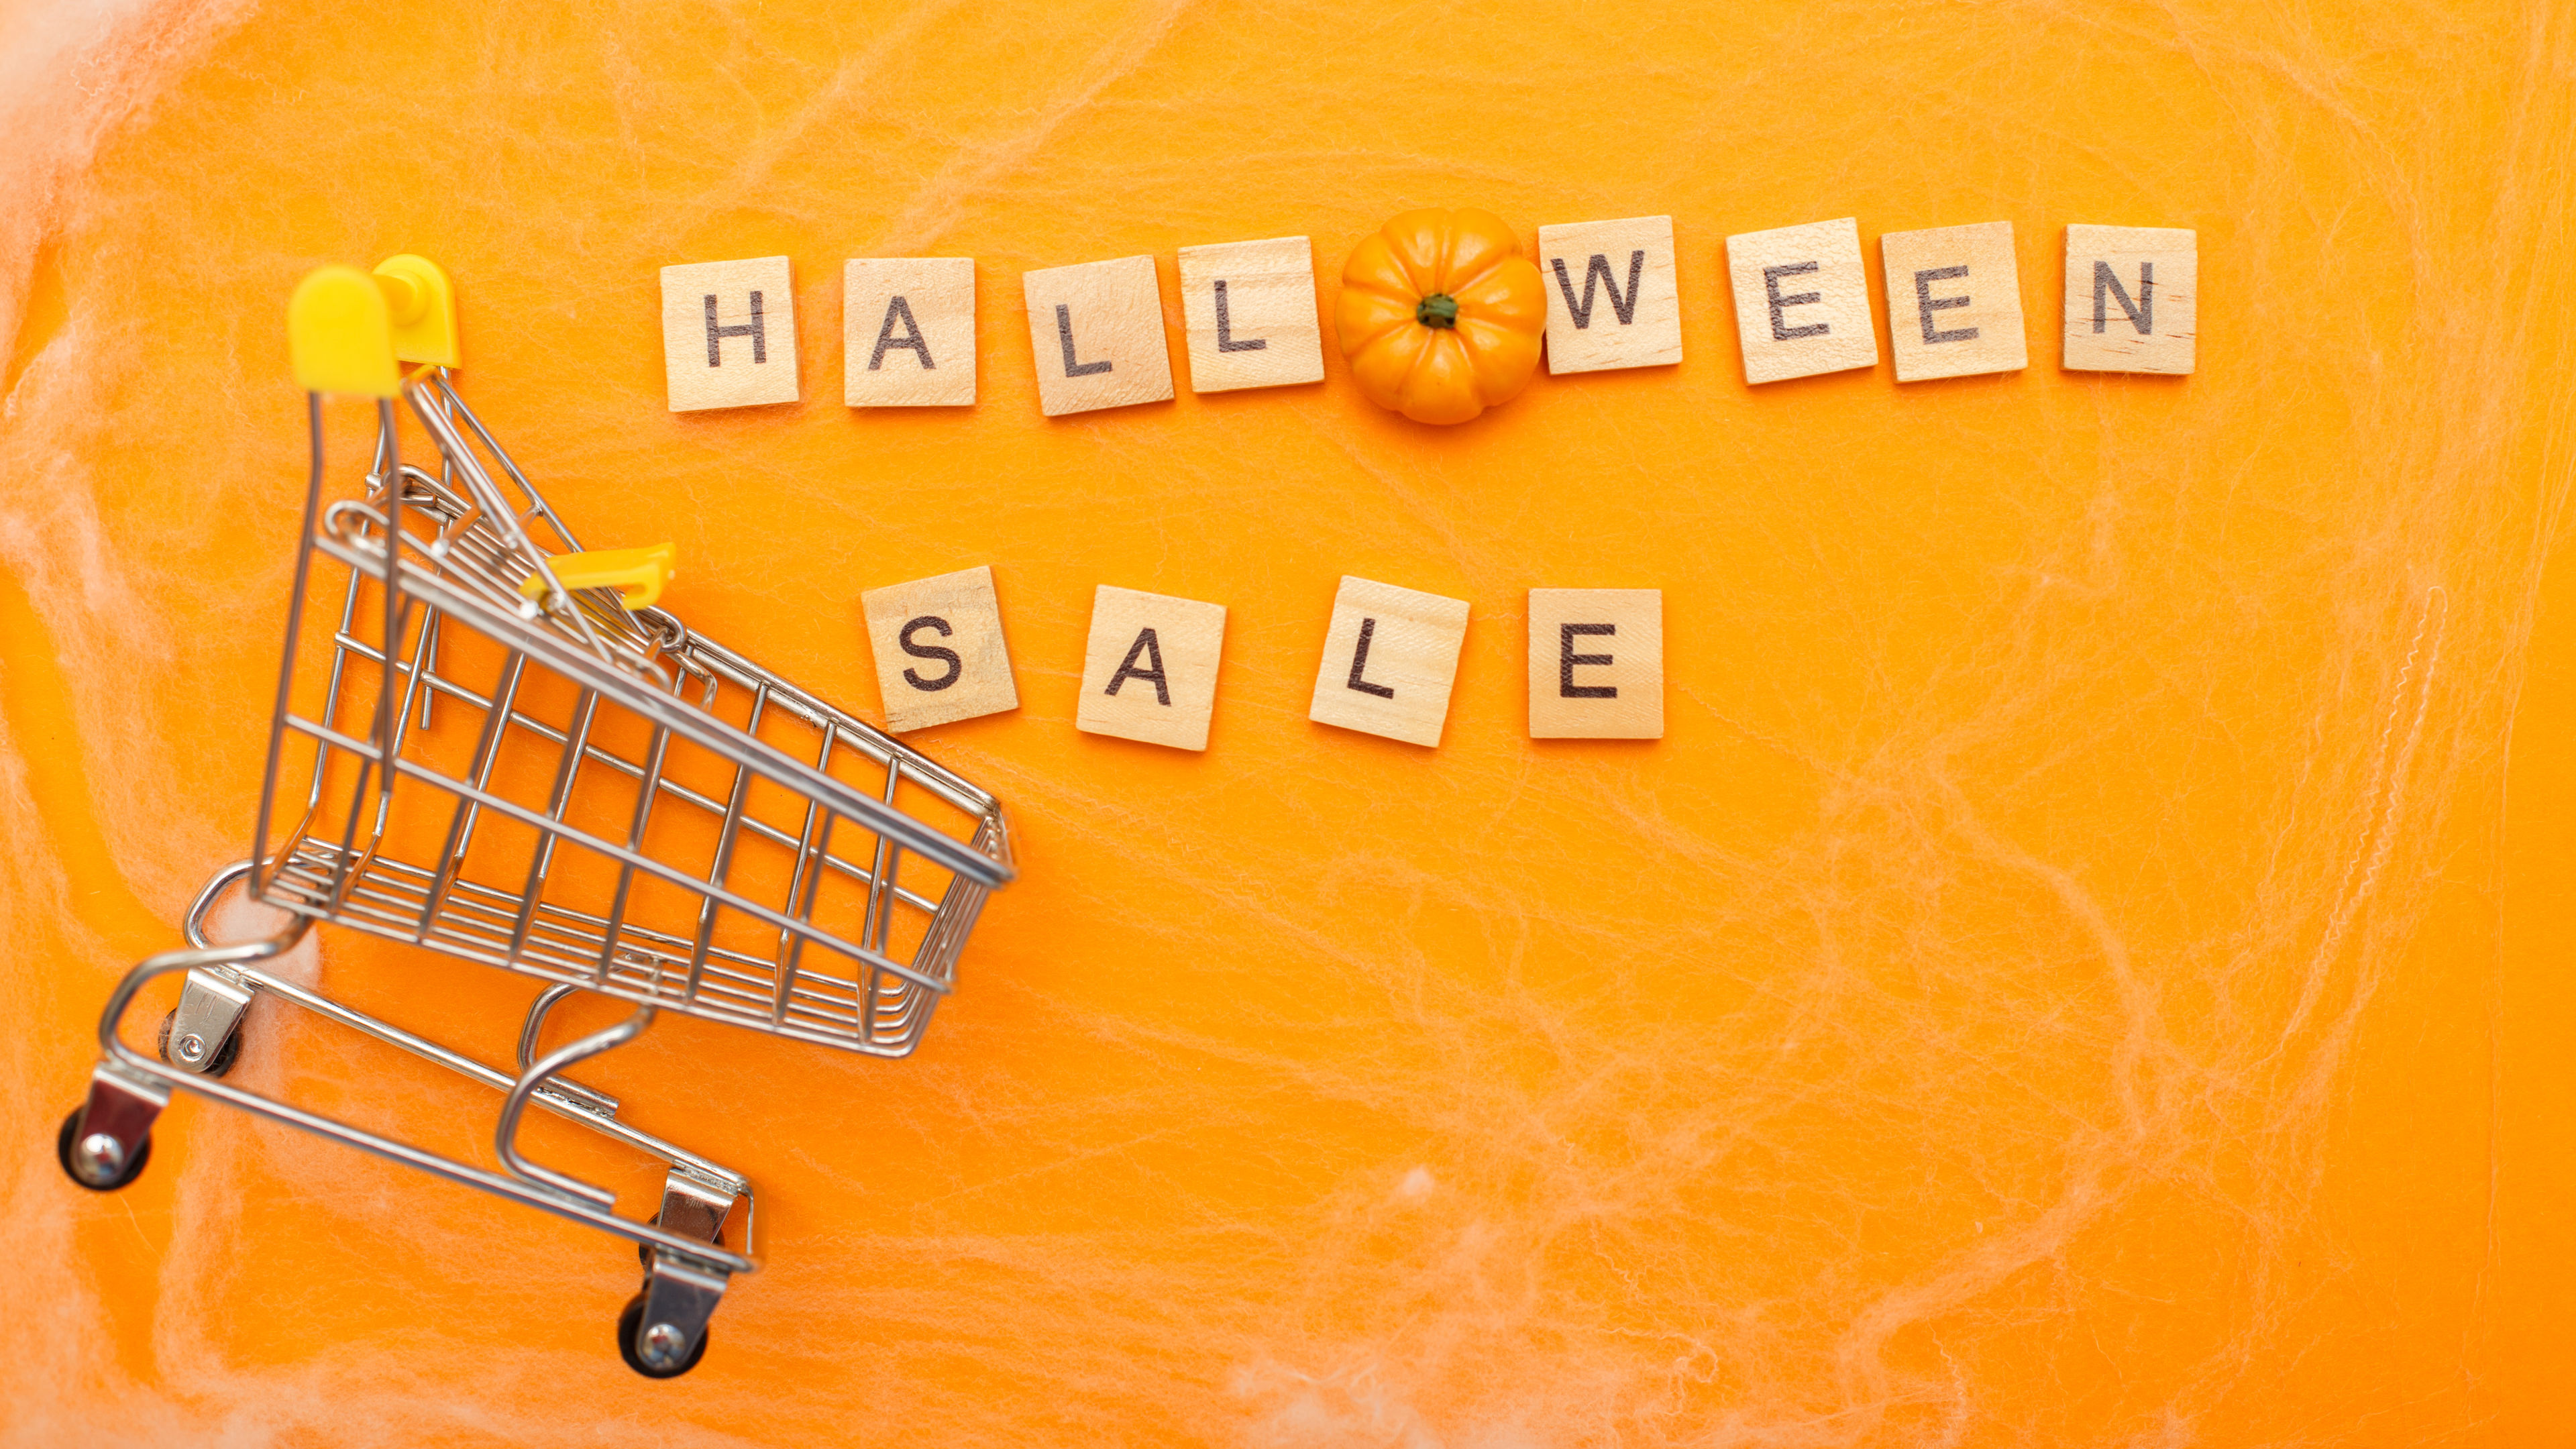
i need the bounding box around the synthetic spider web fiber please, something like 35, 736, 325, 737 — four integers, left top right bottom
3, 0, 2572, 1444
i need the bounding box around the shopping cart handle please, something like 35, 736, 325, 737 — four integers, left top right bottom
288, 266, 400, 398
522, 543, 678, 610
371, 254, 460, 369
288, 256, 460, 396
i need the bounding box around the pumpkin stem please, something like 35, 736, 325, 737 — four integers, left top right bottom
1415, 293, 1460, 329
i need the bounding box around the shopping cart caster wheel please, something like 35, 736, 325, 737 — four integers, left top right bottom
156, 1009, 241, 1079
56, 1108, 151, 1192
617, 1292, 708, 1379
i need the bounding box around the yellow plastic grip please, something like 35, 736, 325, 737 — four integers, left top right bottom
372, 254, 460, 368
288, 266, 400, 397
288, 254, 460, 395
520, 543, 678, 611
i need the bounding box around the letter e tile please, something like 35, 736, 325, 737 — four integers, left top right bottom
1526, 589, 1662, 739
1725, 219, 1877, 384
1880, 221, 2027, 382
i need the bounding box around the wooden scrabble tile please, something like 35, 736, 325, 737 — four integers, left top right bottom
1020, 255, 1174, 417
1725, 217, 1878, 384
1306, 576, 1470, 748
1176, 236, 1326, 394
859, 565, 1018, 732
1525, 589, 1662, 739
1536, 215, 1684, 374
1075, 586, 1227, 751
660, 257, 799, 411
1880, 221, 2027, 382
844, 258, 976, 406
2063, 225, 2197, 374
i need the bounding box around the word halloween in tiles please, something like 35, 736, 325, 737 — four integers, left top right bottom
658, 219, 2194, 413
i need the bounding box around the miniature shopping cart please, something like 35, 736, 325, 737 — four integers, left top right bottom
55, 255, 1013, 1378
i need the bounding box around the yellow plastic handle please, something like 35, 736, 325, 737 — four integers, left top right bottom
288, 266, 400, 396
288, 254, 460, 394
373, 254, 460, 368
521, 543, 678, 610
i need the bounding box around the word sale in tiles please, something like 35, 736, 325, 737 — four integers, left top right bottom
657, 216, 2195, 416
859, 569, 1661, 751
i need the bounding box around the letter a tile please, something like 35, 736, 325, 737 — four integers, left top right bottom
1077, 585, 1228, 751
661, 256, 799, 411
2062, 225, 2196, 374
1536, 215, 1683, 374
1880, 221, 2027, 382
1526, 589, 1662, 739
860, 565, 1019, 732
845, 258, 976, 406
1306, 576, 1470, 748
1021, 255, 1174, 417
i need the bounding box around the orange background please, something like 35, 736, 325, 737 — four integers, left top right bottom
4, 1, 2573, 1444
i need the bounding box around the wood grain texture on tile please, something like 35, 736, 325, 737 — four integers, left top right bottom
859, 565, 1018, 731
1526, 588, 1663, 739
1022, 254, 1175, 416
2063, 225, 2197, 374
1076, 585, 1227, 751
661, 256, 799, 411
845, 258, 976, 406
1176, 236, 1326, 393
1725, 218, 1878, 384
1880, 221, 2028, 382
1536, 215, 1682, 374
1306, 576, 1470, 748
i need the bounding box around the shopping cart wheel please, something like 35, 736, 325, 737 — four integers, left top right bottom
56, 1107, 152, 1191
616, 1291, 708, 1379
156, 1009, 243, 1079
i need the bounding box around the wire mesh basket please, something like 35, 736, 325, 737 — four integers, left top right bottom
57, 254, 1015, 1378
255, 364, 1012, 1055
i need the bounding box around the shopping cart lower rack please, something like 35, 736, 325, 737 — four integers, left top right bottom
54, 255, 1014, 1378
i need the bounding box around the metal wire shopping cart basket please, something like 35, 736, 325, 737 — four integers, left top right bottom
56, 254, 1015, 1377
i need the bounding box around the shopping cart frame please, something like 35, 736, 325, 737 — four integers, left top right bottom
70, 861, 760, 1374
56, 256, 1015, 1377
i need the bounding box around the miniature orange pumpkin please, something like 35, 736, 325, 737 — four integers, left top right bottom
1336, 208, 1548, 425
